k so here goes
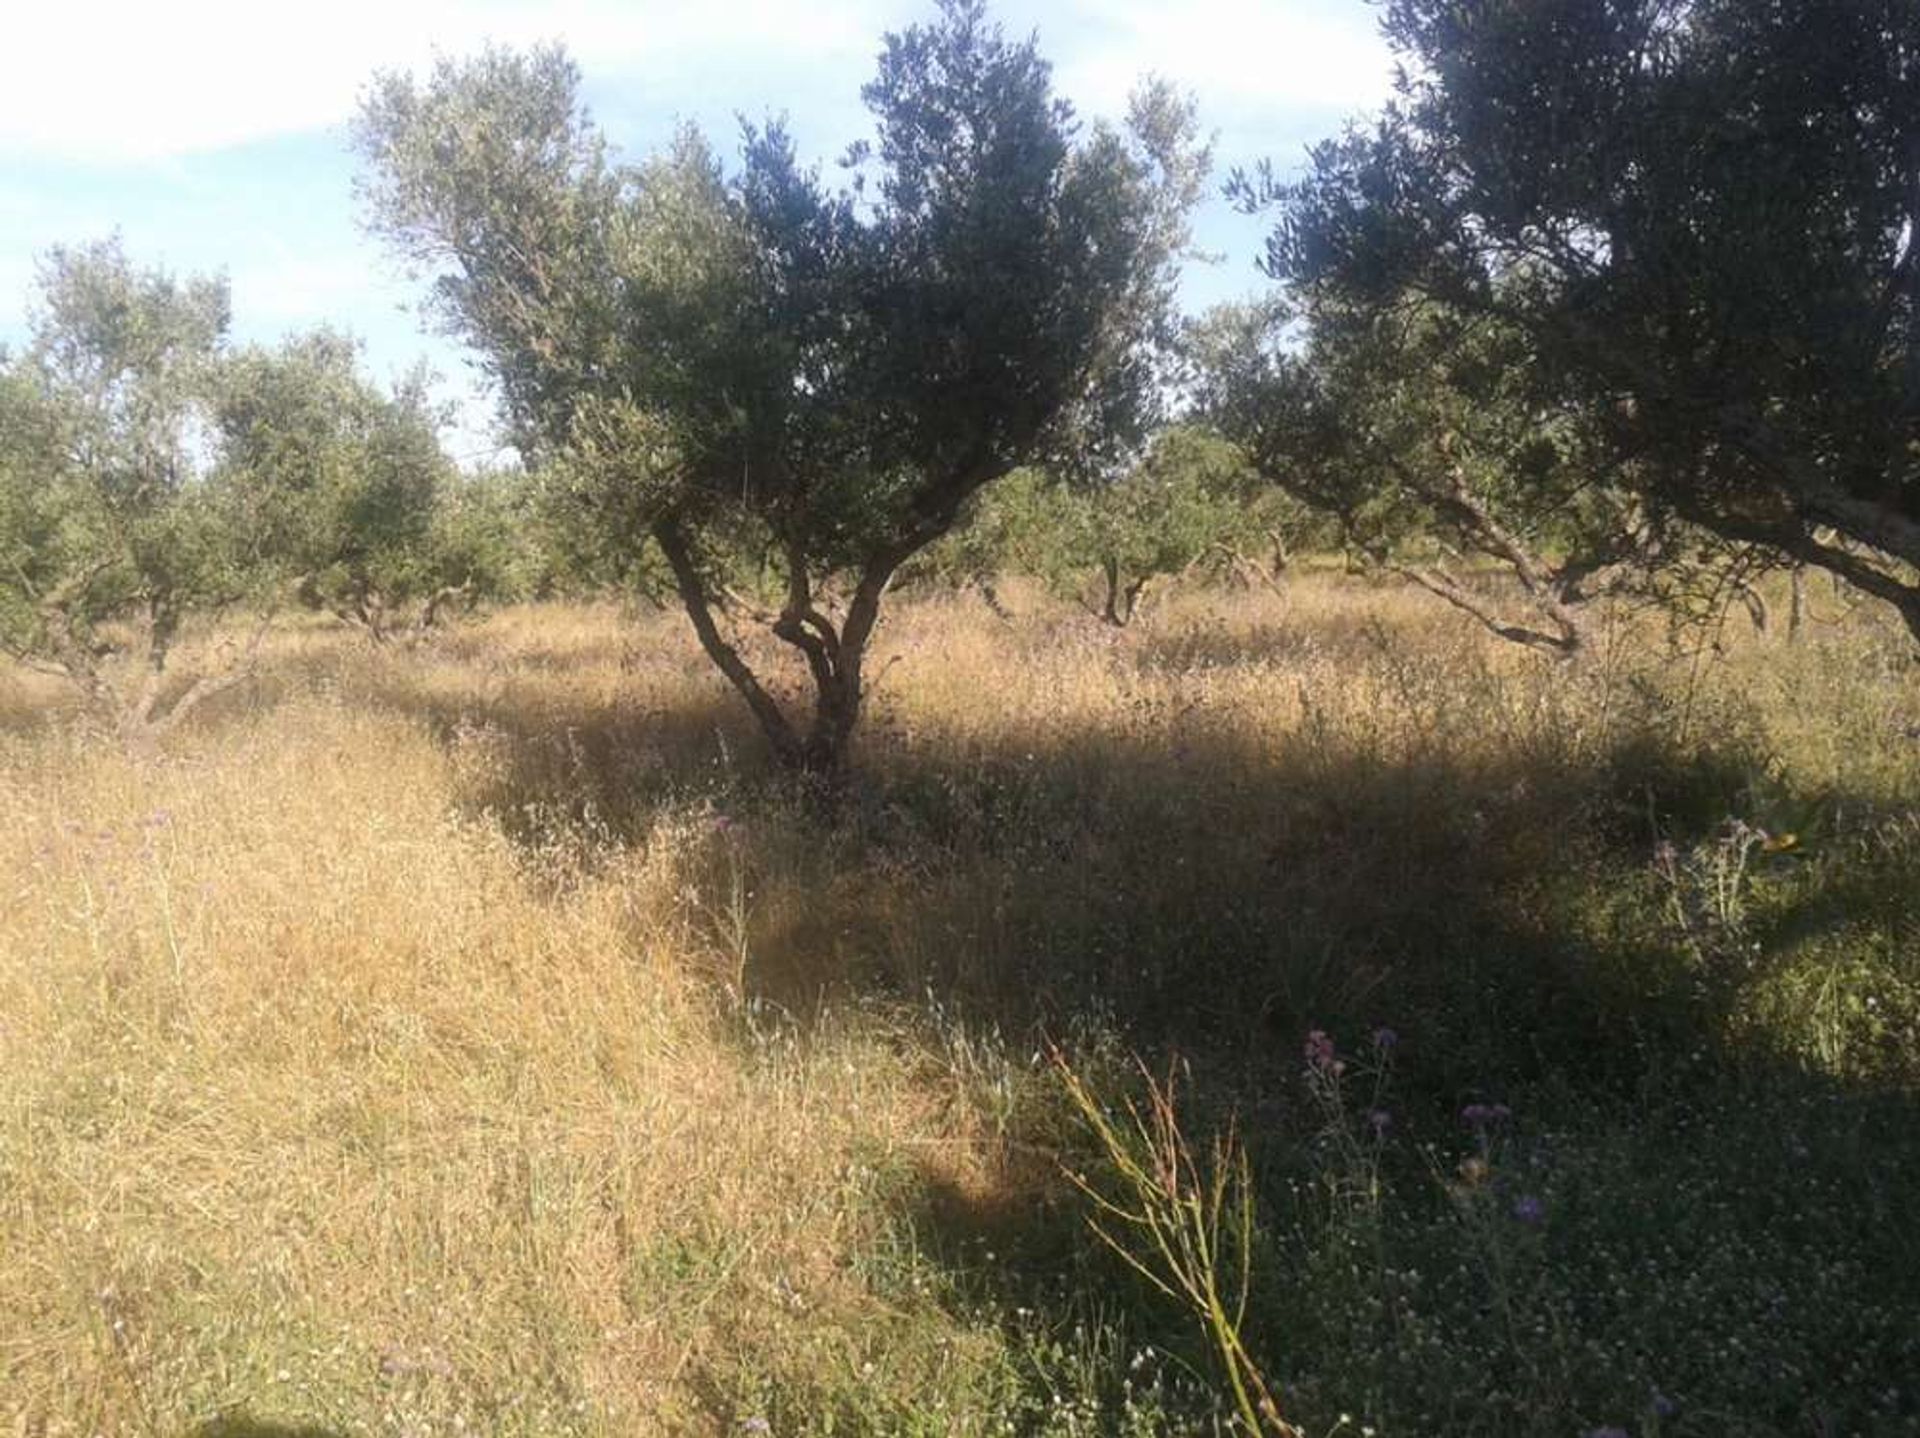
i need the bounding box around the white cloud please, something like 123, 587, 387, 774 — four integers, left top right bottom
0, 0, 892, 163
1, 0, 1385, 440
2, 1, 1389, 163
1052, 0, 1392, 121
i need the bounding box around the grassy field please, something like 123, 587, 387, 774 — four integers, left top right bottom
3, 575, 1917, 1436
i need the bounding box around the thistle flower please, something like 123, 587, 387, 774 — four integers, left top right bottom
1304, 1029, 1335, 1068
1304, 1028, 1345, 1075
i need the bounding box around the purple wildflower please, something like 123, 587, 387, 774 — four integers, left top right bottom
740, 1421, 771, 1435
1367, 1108, 1393, 1137
1587, 1429, 1630, 1438
712, 814, 737, 834
1371, 1025, 1399, 1052
1461, 1102, 1512, 1128
1651, 1391, 1678, 1419
1511, 1195, 1545, 1225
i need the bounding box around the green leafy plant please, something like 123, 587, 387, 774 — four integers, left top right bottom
1239, 0, 1920, 643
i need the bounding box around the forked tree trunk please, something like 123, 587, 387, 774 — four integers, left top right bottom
1388, 461, 1620, 659
646, 447, 1010, 777
114, 597, 273, 754
22, 590, 272, 756
653, 518, 897, 779
1206, 538, 1288, 596
1393, 558, 1588, 658
7, 559, 296, 755
316, 578, 476, 645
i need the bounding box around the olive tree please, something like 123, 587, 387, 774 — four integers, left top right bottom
905, 425, 1327, 621
895, 466, 1074, 617
0, 240, 273, 746
215, 331, 486, 642
1070, 424, 1319, 626
1242, 0, 1920, 642
353, 0, 1205, 772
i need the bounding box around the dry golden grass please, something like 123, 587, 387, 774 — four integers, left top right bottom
2, 572, 1915, 1435
0, 625, 1016, 1434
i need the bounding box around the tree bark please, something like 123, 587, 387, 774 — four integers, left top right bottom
1095, 556, 1152, 627
1731, 577, 1770, 636
653, 517, 807, 768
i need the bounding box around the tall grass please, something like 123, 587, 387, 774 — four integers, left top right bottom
3, 574, 1916, 1435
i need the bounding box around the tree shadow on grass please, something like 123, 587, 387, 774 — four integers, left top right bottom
353, 672, 762, 849
189, 1419, 345, 1438
304, 622, 1919, 1106
372, 645, 1919, 1435
14, 615, 1905, 1435
756, 725, 1782, 1096
65, 613, 1906, 1111
883, 1052, 1920, 1436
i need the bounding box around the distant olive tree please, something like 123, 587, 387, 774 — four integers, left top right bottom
1197, 281, 1807, 659
906, 427, 1327, 623
353, 0, 1205, 773
0, 240, 273, 747
895, 467, 1074, 617
430, 464, 544, 611
1070, 425, 1322, 627
215, 331, 488, 643
1195, 294, 1681, 657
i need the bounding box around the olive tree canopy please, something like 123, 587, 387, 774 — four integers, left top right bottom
1246, 0, 1920, 641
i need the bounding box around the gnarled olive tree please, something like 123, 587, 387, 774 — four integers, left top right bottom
353, 0, 1204, 772
1242, 0, 1920, 643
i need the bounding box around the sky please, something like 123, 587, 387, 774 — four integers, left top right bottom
0, 0, 1395, 460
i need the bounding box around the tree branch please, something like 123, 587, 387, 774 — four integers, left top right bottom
1393, 562, 1581, 657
